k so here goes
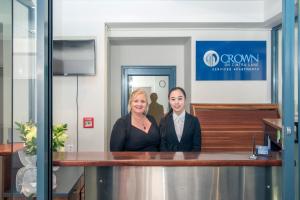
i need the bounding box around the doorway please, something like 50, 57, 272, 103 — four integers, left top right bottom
121, 66, 176, 117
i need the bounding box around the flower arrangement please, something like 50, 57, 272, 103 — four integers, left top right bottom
15, 121, 68, 155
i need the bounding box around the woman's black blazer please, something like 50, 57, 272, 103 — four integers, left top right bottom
160, 112, 201, 152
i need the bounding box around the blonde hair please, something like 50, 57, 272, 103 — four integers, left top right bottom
128, 89, 149, 114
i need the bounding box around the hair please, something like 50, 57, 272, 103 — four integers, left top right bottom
128, 88, 149, 114
168, 87, 186, 99
166, 87, 187, 116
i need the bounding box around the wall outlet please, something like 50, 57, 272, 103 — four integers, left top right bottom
66, 144, 73, 152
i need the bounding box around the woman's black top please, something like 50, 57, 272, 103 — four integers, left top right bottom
110, 113, 160, 151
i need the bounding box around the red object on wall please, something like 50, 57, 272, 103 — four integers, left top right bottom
83, 117, 94, 128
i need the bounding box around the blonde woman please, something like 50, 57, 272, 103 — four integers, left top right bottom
110, 89, 160, 151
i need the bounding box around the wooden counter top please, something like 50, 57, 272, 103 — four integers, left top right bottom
0, 143, 24, 156
53, 151, 282, 167
263, 118, 282, 130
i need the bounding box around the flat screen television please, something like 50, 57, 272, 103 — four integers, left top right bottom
53, 39, 96, 76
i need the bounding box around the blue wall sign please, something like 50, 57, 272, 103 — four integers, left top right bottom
196, 41, 266, 81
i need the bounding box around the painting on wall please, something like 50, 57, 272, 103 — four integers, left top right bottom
196, 41, 266, 81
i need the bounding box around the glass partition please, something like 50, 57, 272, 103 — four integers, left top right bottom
11, 0, 38, 199
0, 0, 13, 199
2, 0, 54, 198
0, 0, 13, 145
275, 27, 299, 191
13, 0, 36, 135
276, 25, 298, 117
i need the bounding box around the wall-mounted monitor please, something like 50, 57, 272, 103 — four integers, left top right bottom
53, 39, 96, 76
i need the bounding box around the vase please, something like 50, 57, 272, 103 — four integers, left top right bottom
17, 166, 37, 197
16, 150, 57, 198
18, 149, 37, 167
16, 150, 37, 197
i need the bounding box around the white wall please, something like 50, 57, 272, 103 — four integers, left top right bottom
53, 77, 77, 150
264, 0, 282, 22
53, 0, 276, 151
109, 29, 271, 103
54, 0, 265, 24
184, 39, 192, 112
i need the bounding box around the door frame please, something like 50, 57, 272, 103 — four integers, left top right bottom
121, 65, 176, 116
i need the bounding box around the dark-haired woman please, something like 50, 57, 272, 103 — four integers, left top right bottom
160, 87, 201, 151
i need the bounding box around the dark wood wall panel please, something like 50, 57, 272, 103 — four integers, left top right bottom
191, 104, 280, 152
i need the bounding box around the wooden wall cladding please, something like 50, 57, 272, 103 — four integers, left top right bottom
190, 104, 280, 152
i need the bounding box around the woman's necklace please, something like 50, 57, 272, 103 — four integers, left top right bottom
132, 115, 147, 130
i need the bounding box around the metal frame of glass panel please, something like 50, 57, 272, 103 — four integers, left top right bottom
282, 0, 295, 199
36, 0, 52, 199
298, 1, 300, 198
271, 2, 298, 199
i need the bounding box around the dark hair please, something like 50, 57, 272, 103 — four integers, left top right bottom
168, 87, 186, 99
166, 87, 186, 116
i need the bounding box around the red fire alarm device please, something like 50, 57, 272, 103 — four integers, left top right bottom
83, 117, 94, 128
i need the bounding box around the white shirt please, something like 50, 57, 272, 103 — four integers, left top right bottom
173, 111, 185, 142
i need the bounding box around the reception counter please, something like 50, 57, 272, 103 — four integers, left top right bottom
53, 152, 281, 200
0, 143, 24, 156
53, 151, 281, 166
